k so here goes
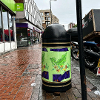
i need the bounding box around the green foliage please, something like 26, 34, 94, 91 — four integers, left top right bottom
73, 24, 77, 28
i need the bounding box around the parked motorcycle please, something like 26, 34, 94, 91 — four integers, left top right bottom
71, 41, 100, 69
71, 41, 79, 60
67, 28, 100, 69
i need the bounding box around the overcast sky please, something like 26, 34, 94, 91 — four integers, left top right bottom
34, 0, 100, 30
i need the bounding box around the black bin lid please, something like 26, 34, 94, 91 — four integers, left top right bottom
42, 24, 70, 43
67, 27, 78, 42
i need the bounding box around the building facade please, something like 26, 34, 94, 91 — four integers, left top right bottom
40, 9, 59, 29
0, 0, 17, 54
14, 0, 42, 47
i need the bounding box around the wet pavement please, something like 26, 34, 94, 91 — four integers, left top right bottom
0, 44, 100, 100
0, 44, 41, 100
72, 58, 100, 92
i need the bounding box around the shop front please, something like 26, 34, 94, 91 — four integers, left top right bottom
0, 0, 17, 54
16, 23, 41, 47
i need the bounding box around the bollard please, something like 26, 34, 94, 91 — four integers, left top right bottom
42, 24, 71, 92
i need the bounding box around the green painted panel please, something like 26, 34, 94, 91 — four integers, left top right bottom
42, 47, 71, 83
0, 0, 16, 13
15, 3, 24, 11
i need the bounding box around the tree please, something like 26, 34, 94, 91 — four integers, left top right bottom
73, 24, 77, 28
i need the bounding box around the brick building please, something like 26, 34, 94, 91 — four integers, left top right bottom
40, 9, 59, 29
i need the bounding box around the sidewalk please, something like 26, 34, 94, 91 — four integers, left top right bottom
0, 44, 100, 100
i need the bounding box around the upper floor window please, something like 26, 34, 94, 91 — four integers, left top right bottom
48, 17, 50, 21
45, 17, 50, 21
41, 12, 43, 16
45, 12, 49, 16
42, 17, 44, 21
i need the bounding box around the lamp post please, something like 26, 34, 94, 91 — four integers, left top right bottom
76, 0, 87, 100
50, 0, 57, 24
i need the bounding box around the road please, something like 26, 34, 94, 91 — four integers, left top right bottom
71, 57, 100, 91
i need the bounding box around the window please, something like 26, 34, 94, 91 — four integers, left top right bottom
42, 17, 44, 21
46, 22, 48, 26
48, 21, 50, 25
25, 10, 28, 20
2, 9, 9, 41
16, 28, 28, 46
45, 17, 50, 20
0, 6, 15, 43
30, 4, 32, 14
48, 17, 50, 21
41, 12, 43, 16
32, 17, 35, 24
45, 12, 49, 16
0, 6, 3, 42
9, 13, 14, 41
24, 3, 27, 10
29, 14, 31, 22
24, 0, 28, 2
32, 7, 35, 18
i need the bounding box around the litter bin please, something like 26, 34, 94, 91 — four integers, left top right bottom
42, 24, 71, 92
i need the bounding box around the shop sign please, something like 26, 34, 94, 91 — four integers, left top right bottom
15, 3, 24, 11
0, 0, 16, 13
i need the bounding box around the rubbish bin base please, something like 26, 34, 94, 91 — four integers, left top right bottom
42, 79, 72, 92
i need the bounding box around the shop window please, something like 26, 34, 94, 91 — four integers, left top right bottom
30, 29, 34, 44
2, 9, 9, 41
9, 13, 14, 41
0, 6, 3, 42
16, 28, 28, 46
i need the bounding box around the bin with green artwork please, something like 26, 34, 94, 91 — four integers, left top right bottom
42, 24, 71, 92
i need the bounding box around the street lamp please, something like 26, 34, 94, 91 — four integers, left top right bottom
50, 0, 57, 24
76, 0, 87, 100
